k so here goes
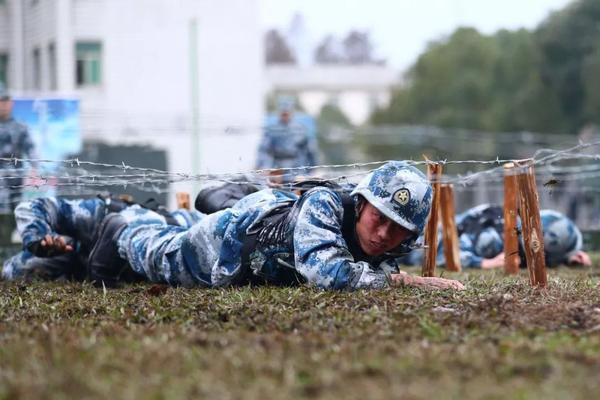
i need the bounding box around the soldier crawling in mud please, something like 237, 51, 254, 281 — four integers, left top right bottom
81, 161, 464, 290
402, 204, 592, 269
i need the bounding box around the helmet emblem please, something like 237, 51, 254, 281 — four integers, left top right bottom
393, 188, 411, 206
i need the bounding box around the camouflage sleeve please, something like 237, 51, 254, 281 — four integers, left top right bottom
558, 220, 583, 265
457, 234, 483, 268
293, 188, 388, 290
15, 197, 105, 251
256, 129, 274, 169
566, 226, 583, 259
305, 132, 318, 167
170, 209, 205, 228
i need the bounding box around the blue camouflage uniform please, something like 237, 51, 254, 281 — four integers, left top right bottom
256, 98, 318, 181
115, 162, 433, 290
401, 204, 583, 268
1, 197, 203, 280
0, 118, 33, 160
539, 209, 583, 267
0, 117, 34, 209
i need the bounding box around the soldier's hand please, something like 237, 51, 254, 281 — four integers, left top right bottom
30, 235, 74, 257
568, 251, 592, 267
390, 273, 465, 291
481, 252, 505, 269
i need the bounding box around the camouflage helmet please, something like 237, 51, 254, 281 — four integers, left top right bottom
475, 227, 503, 259
350, 161, 433, 234
540, 210, 582, 265
277, 96, 295, 113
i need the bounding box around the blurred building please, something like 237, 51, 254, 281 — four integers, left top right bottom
265, 65, 399, 125
0, 0, 264, 201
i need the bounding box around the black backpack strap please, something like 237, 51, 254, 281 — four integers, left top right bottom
237, 202, 294, 285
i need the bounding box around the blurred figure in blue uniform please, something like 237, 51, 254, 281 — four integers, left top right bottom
256, 97, 318, 183
402, 204, 591, 269
2, 196, 203, 281
88, 161, 465, 290
0, 82, 35, 210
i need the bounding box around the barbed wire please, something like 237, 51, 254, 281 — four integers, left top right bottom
0, 140, 599, 191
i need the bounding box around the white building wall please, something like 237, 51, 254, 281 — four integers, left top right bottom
72, 0, 263, 180
337, 91, 372, 126
0, 0, 264, 206
266, 65, 399, 126
22, 0, 56, 91
0, 3, 9, 52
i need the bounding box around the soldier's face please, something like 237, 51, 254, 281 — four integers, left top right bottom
0, 99, 12, 120
355, 202, 412, 256
280, 111, 291, 125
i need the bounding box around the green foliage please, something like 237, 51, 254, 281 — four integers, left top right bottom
536, 0, 600, 131
372, 0, 600, 134
317, 104, 351, 130
316, 104, 353, 164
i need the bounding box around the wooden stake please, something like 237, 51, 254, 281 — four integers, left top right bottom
516, 162, 547, 287
503, 163, 520, 275
422, 162, 442, 277
268, 169, 284, 187
118, 194, 134, 203
439, 184, 461, 272
176, 192, 191, 210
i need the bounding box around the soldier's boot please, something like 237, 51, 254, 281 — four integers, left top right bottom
88, 213, 130, 288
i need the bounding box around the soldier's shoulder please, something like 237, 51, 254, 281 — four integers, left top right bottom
1, 119, 27, 130
301, 186, 345, 209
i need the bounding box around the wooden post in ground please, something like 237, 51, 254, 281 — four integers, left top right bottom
176, 192, 191, 210
267, 169, 284, 187
503, 163, 520, 275
515, 162, 547, 287
422, 162, 442, 277
439, 184, 461, 272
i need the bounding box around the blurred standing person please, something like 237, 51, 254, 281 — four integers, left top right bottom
256, 96, 318, 184
0, 82, 34, 211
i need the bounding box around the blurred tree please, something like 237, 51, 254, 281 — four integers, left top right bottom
265, 29, 296, 64
314, 35, 343, 64
317, 103, 351, 130
371, 27, 566, 133
316, 104, 353, 164
314, 31, 384, 65
343, 30, 380, 64
536, 0, 600, 132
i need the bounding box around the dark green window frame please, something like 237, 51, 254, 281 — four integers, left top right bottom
76, 42, 102, 87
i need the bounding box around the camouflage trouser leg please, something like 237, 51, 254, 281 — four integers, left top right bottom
2, 251, 87, 281
117, 208, 240, 287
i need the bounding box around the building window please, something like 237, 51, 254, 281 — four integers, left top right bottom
76, 42, 102, 87
48, 43, 57, 90
32, 48, 41, 90
0, 54, 8, 85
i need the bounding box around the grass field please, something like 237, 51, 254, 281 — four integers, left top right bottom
2, 258, 600, 399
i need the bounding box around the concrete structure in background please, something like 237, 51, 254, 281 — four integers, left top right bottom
265, 65, 400, 126
0, 0, 264, 204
